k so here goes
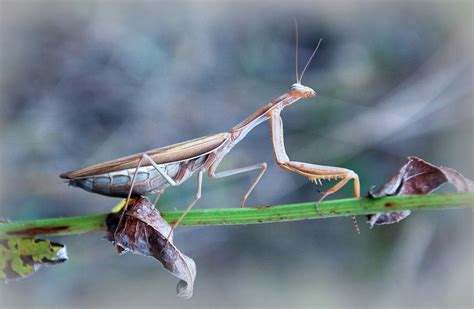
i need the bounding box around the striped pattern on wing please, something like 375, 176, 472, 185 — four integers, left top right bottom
60, 133, 229, 179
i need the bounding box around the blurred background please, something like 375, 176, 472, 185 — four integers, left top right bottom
0, 0, 472, 308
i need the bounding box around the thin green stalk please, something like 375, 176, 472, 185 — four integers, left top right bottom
1, 193, 473, 238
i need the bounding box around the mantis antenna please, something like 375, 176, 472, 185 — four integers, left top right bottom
294, 18, 299, 83
299, 38, 323, 84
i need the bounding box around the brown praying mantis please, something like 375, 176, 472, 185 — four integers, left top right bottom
60, 34, 361, 233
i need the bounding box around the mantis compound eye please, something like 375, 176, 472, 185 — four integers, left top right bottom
306, 88, 316, 98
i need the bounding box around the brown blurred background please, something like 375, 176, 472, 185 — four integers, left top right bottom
0, 0, 472, 308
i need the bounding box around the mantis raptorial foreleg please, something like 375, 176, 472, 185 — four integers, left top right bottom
268, 109, 360, 232
209, 162, 267, 208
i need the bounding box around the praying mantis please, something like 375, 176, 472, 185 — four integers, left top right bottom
60, 33, 361, 233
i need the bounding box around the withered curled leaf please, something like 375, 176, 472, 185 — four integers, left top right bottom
0, 237, 67, 280
368, 156, 474, 227
106, 198, 196, 299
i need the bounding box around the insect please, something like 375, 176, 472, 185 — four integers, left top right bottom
60, 31, 360, 232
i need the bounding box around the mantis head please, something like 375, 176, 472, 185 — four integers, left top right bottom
290, 83, 316, 98
292, 20, 322, 100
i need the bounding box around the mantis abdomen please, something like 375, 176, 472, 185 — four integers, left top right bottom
68, 155, 210, 197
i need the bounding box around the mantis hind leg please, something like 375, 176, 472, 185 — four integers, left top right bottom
171, 169, 204, 231
114, 155, 146, 239
115, 153, 176, 237
151, 189, 165, 207
164, 170, 204, 245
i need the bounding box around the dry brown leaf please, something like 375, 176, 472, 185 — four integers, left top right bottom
106, 198, 196, 299
368, 156, 474, 227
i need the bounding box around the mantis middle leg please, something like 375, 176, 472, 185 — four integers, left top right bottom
208, 160, 267, 208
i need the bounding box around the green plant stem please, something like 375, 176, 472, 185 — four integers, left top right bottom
1, 193, 473, 238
